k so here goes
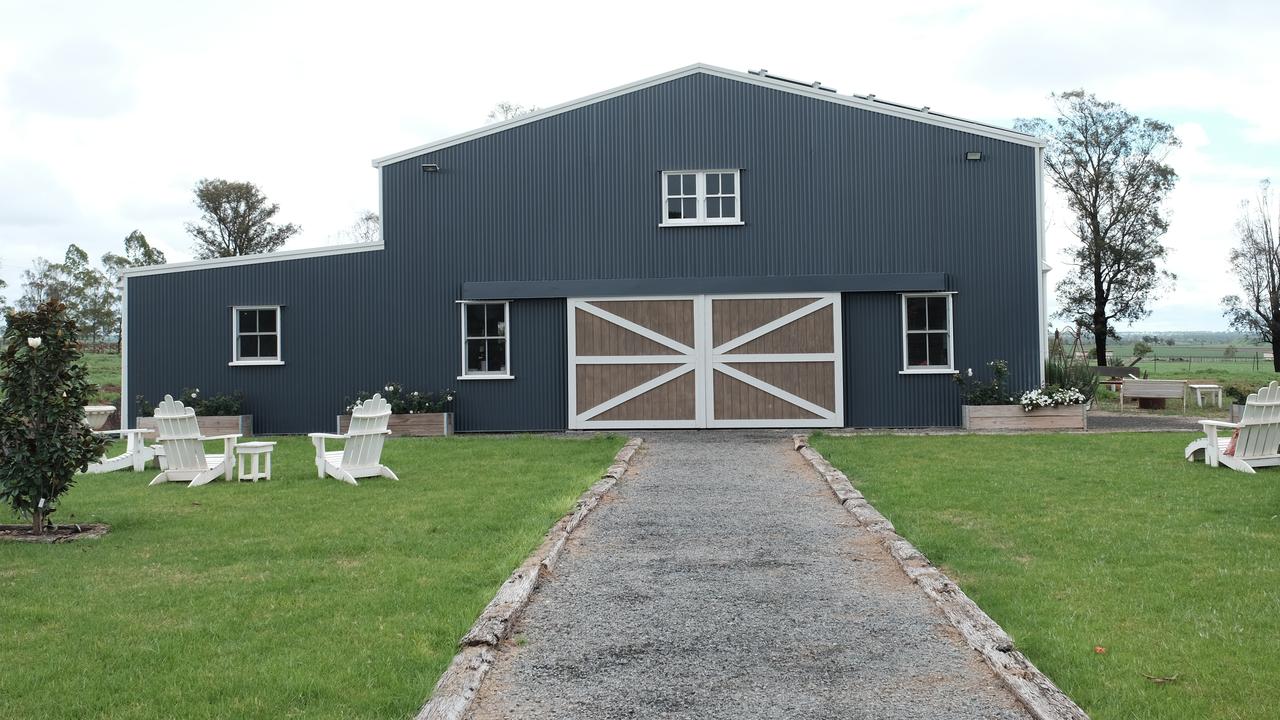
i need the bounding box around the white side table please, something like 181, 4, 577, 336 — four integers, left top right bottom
1189, 384, 1222, 408
235, 441, 277, 482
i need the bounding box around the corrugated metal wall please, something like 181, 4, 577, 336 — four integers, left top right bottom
127, 72, 1039, 433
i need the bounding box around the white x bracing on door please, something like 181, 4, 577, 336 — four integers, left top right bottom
567, 293, 843, 429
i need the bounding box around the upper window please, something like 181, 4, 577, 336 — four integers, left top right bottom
902, 294, 953, 371
233, 306, 281, 364
661, 170, 740, 226
461, 302, 511, 378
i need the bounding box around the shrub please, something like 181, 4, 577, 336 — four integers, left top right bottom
346, 382, 454, 414
953, 360, 1014, 405
0, 300, 108, 534
136, 388, 245, 418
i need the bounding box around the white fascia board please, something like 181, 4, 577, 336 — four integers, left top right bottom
371, 63, 1045, 168
119, 242, 384, 278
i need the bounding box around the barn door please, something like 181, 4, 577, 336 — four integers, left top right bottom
568, 297, 704, 429
707, 294, 842, 428
567, 293, 842, 429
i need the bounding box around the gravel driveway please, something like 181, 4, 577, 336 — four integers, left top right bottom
468, 431, 1031, 720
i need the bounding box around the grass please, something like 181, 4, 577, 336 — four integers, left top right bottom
0, 434, 625, 720
811, 432, 1280, 720
83, 350, 121, 404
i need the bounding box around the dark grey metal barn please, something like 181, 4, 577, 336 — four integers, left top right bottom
121, 64, 1046, 433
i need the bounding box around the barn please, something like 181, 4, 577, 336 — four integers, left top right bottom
120, 64, 1047, 433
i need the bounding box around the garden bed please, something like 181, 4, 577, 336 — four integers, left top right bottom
0, 523, 110, 543
962, 404, 1087, 430
137, 413, 253, 437
337, 412, 453, 437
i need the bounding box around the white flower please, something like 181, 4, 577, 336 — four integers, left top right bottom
190, 392, 198, 399
26, 337, 41, 349
967, 368, 973, 377
446, 395, 454, 402
384, 385, 393, 392
412, 391, 419, 397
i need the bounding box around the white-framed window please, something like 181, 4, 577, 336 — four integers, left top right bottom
231, 306, 282, 365
660, 169, 740, 226
901, 294, 954, 372
459, 301, 512, 379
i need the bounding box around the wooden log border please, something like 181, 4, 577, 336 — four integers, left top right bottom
413, 437, 644, 720
792, 434, 1089, 720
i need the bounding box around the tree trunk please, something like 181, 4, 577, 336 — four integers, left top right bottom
1094, 324, 1108, 367
31, 508, 44, 535
1272, 334, 1280, 373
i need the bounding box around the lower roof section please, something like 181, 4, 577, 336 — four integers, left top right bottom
461, 273, 948, 300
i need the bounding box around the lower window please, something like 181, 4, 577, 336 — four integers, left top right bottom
902, 294, 952, 370
233, 306, 281, 363
461, 301, 510, 377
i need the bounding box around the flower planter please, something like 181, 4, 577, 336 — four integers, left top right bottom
83, 405, 116, 430
336, 412, 453, 437
962, 404, 1087, 431
137, 414, 254, 438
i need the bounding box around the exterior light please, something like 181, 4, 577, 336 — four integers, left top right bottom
965, 151, 983, 161
421, 163, 440, 173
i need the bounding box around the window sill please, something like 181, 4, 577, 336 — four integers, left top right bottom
229, 360, 285, 367
899, 368, 954, 375
658, 220, 745, 228
457, 374, 515, 381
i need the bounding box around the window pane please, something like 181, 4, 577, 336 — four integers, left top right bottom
905, 298, 927, 331
666, 174, 680, 196
927, 297, 948, 330
467, 339, 487, 372
706, 198, 721, 218
682, 174, 695, 195
721, 197, 736, 218
722, 173, 735, 194
258, 335, 278, 359
239, 335, 258, 359
927, 333, 949, 367
487, 340, 507, 373
257, 309, 276, 333
667, 198, 683, 219
682, 198, 697, 219
485, 303, 505, 337
906, 334, 927, 366
706, 173, 720, 195
238, 310, 257, 333
466, 304, 485, 337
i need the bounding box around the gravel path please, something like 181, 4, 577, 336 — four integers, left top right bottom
468, 431, 1031, 719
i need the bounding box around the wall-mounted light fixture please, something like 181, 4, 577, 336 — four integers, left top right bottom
421, 163, 441, 173
965, 151, 983, 161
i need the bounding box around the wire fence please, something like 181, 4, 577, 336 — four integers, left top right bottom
1130, 352, 1270, 372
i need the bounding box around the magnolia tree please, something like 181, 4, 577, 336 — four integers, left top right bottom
0, 300, 107, 534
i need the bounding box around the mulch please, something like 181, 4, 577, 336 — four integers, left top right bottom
0, 523, 111, 544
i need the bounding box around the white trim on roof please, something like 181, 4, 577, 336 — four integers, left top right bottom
371, 63, 1044, 167
118, 241, 384, 278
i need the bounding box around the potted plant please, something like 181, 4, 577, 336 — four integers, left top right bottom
135, 388, 253, 436
956, 359, 1090, 431
338, 383, 454, 437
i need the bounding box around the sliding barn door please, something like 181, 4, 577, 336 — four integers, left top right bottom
567, 293, 842, 429
708, 294, 842, 428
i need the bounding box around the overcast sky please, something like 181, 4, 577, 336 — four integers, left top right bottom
2, 0, 1278, 331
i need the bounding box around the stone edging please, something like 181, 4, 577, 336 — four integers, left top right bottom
413, 437, 644, 720
792, 434, 1089, 720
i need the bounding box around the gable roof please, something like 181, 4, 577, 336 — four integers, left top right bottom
371, 63, 1044, 168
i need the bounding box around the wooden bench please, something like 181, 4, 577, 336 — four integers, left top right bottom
1119, 379, 1187, 412
1093, 365, 1140, 391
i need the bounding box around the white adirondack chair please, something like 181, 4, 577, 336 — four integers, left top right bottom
1185, 381, 1280, 474
147, 395, 240, 487
308, 394, 399, 485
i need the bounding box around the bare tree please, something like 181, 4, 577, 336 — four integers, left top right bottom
336, 211, 380, 244
1222, 181, 1280, 370
486, 101, 539, 124
1016, 91, 1180, 365
185, 178, 300, 258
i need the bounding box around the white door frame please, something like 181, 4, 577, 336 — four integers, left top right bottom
567, 293, 844, 429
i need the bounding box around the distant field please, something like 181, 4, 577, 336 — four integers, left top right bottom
84, 351, 121, 404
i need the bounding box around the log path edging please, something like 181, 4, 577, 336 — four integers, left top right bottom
413, 437, 643, 720
792, 434, 1090, 720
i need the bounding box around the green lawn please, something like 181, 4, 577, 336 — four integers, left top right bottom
84, 350, 121, 404
811, 432, 1280, 720
0, 434, 625, 719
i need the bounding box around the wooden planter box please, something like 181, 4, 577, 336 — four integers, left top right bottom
137, 414, 253, 437
336, 412, 453, 437
962, 404, 1087, 431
